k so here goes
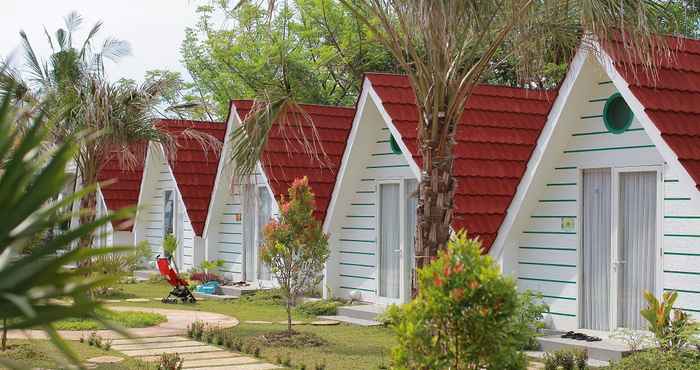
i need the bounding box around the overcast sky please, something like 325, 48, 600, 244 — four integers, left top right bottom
1, 0, 201, 82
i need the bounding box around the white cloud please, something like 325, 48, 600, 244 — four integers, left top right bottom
0, 0, 200, 82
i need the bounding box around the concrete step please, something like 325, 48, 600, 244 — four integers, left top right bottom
193, 291, 239, 300
317, 315, 381, 326
536, 335, 633, 362
336, 304, 386, 321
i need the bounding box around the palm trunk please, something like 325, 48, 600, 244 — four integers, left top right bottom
413, 113, 456, 293
77, 163, 99, 269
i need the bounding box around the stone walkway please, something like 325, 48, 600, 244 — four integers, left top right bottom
111, 335, 281, 369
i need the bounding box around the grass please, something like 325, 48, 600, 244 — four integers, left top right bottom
52, 309, 166, 331
0, 339, 152, 369
112, 281, 395, 369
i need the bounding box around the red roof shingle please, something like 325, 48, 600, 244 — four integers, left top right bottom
366, 73, 557, 251
158, 119, 227, 236
232, 101, 355, 222
97, 144, 147, 231
605, 35, 700, 191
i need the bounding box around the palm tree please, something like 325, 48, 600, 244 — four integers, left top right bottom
232, 0, 682, 279
1, 12, 177, 252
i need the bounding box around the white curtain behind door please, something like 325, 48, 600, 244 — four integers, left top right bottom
404, 179, 418, 299
581, 168, 612, 330
379, 183, 400, 299
618, 172, 657, 329
257, 187, 272, 281
242, 184, 256, 281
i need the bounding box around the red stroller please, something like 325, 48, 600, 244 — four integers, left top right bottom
157, 255, 197, 304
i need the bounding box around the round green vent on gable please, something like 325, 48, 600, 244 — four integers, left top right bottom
389, 135, 402, 154
603, 93, 634, 134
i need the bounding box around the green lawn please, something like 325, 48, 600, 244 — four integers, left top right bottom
110, 281, 396, 369
53, 309, 166, 331
0, 339, 152, 369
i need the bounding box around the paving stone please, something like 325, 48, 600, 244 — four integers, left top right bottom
244, 320, 273, 324
121, 344, 222, 357
140, 351, 240, 362
112, 340, 203, 351
104, 299, 122, 303
310, 320, 340, 326
111, 336, 190, 345
181, 356, 258, 368
86, 356, 124, 364
187, 364, 281, 370
275, 320, 306, 325
124, 298, 150, 302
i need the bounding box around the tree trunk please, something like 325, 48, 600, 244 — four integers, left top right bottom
2, 317, 7, 351
77, 164, 99, 269
286, 296, 293, 335
413, 113, 456, 294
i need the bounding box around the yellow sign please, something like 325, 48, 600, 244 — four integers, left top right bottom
561, 217, 575, 232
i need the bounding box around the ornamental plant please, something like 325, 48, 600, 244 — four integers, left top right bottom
163, 233, 177, 259
261, 177, 330, 335
388, 231, 544, 370
641, 290, 699, 352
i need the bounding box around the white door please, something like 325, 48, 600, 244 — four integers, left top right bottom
377, 182, 402, 303
615, 170, 659, 329
242, 184, 256, 282
257, 186, 273, 282
580, 168, 612, 330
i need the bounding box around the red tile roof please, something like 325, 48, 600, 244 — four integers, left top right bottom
366, 73, 557, 251
605, 35, 700, 191
157, 119, 227, 236
232, 100, 355, 222
97, 144, 147, 231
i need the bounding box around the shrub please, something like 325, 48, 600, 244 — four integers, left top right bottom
163, 234, 178, 259
190, 271, 223, 283
296, 300, 342, 316
641, 290, 699, 352
158, 352, 184, 370
606, 348, 700, 370
187, 320, 205, 340
261, 177, 330, 335
388, 231, 541, 370
543, 348, 587, 370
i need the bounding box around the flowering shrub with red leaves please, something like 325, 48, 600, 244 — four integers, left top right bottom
387, 231, 545, 369
260, 177, 329, 334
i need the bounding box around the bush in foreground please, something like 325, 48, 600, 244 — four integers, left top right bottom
388, 231, 546, 370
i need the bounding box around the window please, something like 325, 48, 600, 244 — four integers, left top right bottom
603, 93, 634, 134
389, 135, 402, 154
163, 190, 174, 235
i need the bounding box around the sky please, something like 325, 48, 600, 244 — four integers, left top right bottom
0, 0, 201, 82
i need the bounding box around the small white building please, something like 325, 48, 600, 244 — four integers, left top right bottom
325, 35, 700, 333
204, 100, 354, 284
132, 119, 226, 272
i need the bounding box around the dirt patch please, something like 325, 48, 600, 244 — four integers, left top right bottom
256, 331, 327, 348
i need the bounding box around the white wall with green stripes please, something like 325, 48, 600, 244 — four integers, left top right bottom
326, 98, 416, 302
516, 63, 700, 329
135, 145, 196, 271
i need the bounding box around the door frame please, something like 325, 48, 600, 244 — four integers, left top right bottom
375, 179, 408, 305
576, 165, 663, 330
254, 184, 275, 285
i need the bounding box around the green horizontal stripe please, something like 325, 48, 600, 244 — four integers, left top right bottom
546, 182, 577, 186
665, 252, 700, 257
219, 232, 242, 235
539, 199, 576, 203
519, 246, 577, 252
356, 190, 375, 194
677, 307, 700, 313
588, 97, 609, 102
665, 270, 700, 276
572, 128, 644, 137
665, 288, 700, 295
580, 114, 603, 119
519, 261, 576, 268
372, 152, 399, 156
598, 80, 613, 85
518, 277, 576, 285
340, 262, 375, 268
340, 274, 374, 280
381, 127, 389, 130
564, 144, 655, 154
339, 250, 374, 256
366, 164, 410, 169
523, 231, 576, 235
665, 234, 700, 238
376, 140, 390, 143
665, 216, 700, 219
219, 241, 242, 245
531, 215, 577, 219
360, 178, 375, 181
220, 222, 241, 225
351, 203, 374, 206
339, 286, 376, 293
220, 250, 242, 255
340, 238, 374, 243
547, 311, 577, 317
346, 215, 374, 218
664, 179, 679, 183
541, 295, 577, 301
555, 166, 577, 170
665, 197, 691, 201
341, 227, 375, 231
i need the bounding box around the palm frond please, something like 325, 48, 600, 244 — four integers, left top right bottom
19, 31, 47, 86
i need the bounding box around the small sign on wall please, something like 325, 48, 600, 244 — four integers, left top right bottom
561, 217, 575, 232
